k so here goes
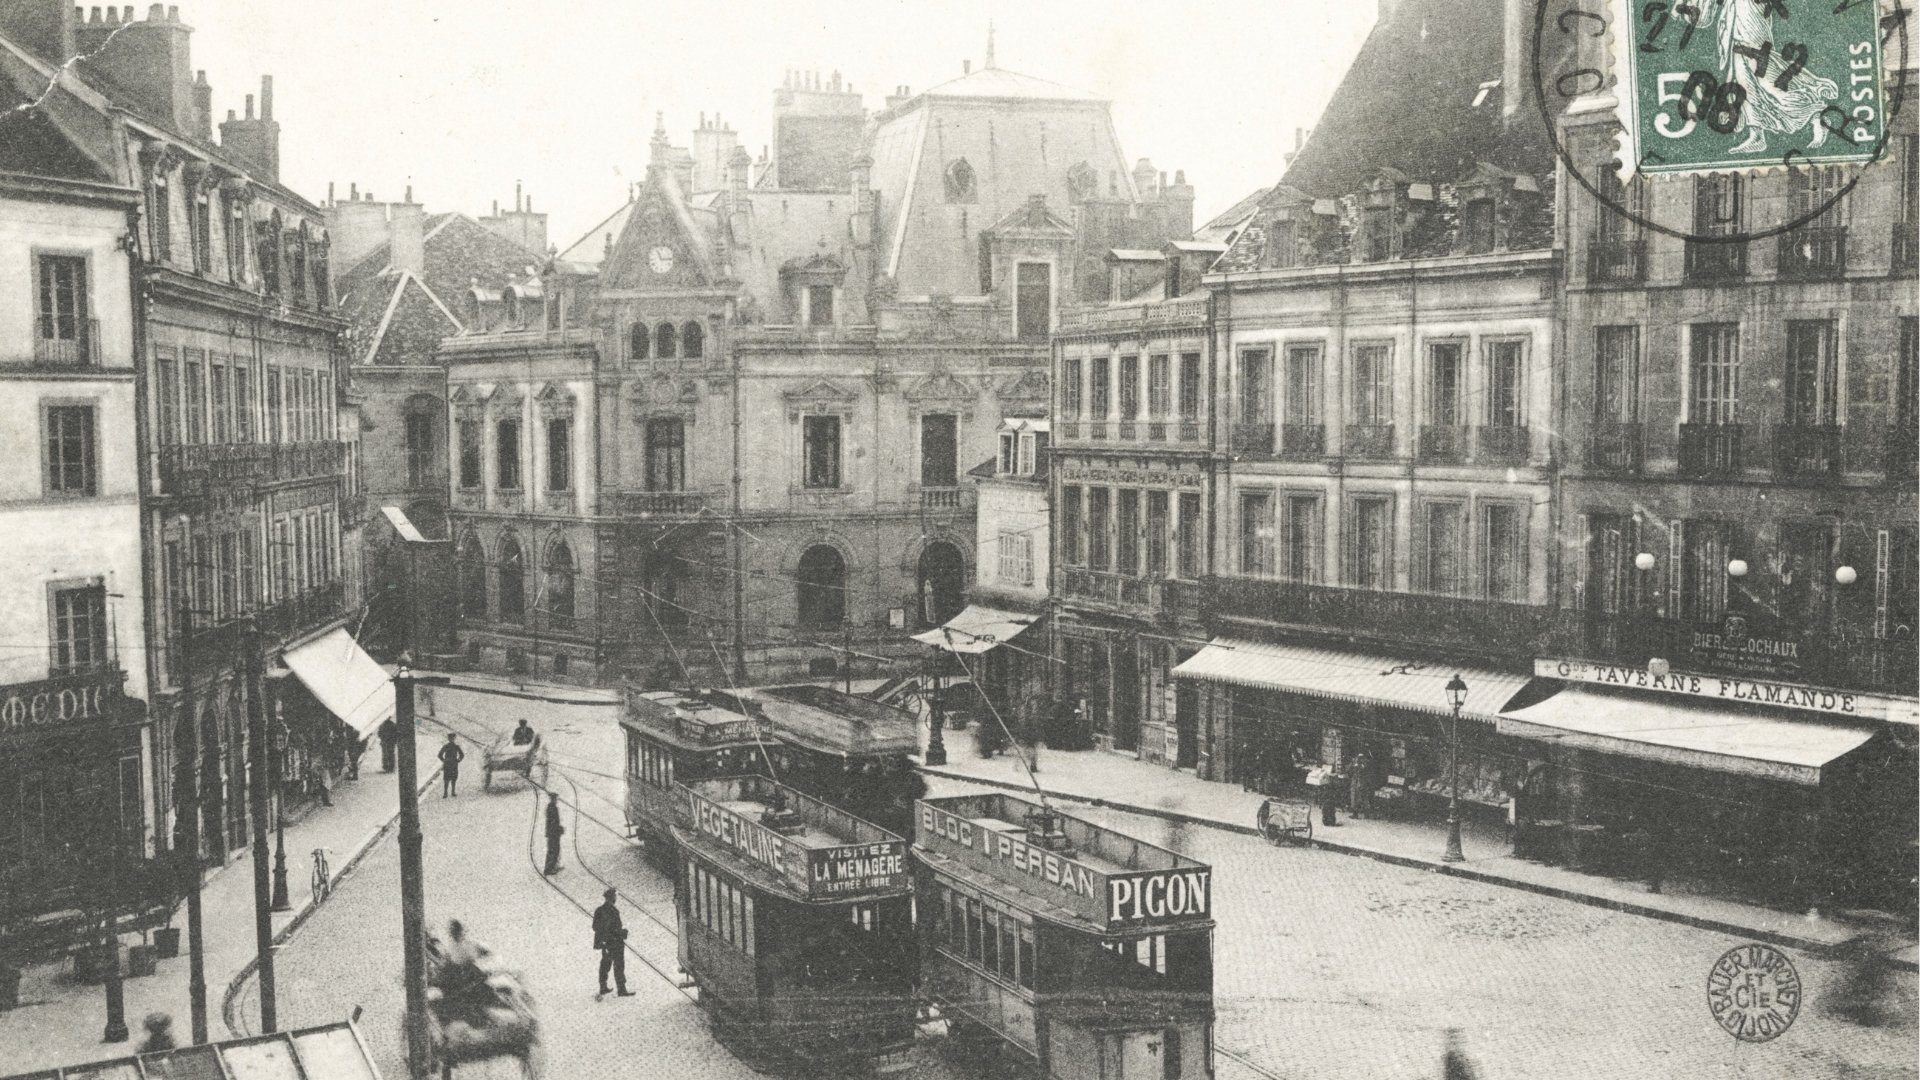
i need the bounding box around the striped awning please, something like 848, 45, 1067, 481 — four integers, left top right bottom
1497, 686, 1878, 786
1171, 638, 1530, 722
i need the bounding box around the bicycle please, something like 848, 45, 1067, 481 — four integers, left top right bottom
312, 846, 333, 902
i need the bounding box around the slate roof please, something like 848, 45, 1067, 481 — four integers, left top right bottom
915, 66, 1105, 103
0, 38, 119, 183
335, 212, 545, 365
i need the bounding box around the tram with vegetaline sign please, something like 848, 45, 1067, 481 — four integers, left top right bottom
913, 792, 1215, 1080
620, 689, 777, 865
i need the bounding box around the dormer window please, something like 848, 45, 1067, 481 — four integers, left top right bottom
149, 174, 171, 261
1362, 206, 1394, 262
807, 285, 834, 327
1267, 218, 1298, 268
999, 431, 1016, 473
224, 191, 248, 281
944, 158, 977, 203
1462, 198, 1496, 254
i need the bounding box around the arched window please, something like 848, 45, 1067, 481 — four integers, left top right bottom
796, 545, 847, 627
628, 322, 649, 360
459, 530, 488, 619
681, 320, 704, 358
655, 322, 677, 359
497, 534, 526, 624
944, 159, 976, 203
916, 541, 965, 627
545, 539, 576, 631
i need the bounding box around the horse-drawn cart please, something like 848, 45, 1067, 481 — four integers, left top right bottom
483, 735, 544, 791
1257, 796, 1314, 844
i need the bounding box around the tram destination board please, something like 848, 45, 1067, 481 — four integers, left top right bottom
678, 780, 909, 901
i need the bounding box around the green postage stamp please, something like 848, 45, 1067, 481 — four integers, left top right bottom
1616, 0, 1895, 175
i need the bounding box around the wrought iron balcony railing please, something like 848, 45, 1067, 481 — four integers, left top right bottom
1684, 240, 1748, 281
1231, 422, 1275, 455
1769, 423, 1842, 478
1475, 425, 1530, 465
157, 441, 347, 498
1280, 423, 1325, 458
615, 489, 708, 517
1678, 423, 1744, 477
1587, 422, 1644, 473
1344, 424, 1396, 459
1587, 237, 1646, 284
1417, 425, 1470, 463
1776, 226, 1848, 280
33, 318, 99, 366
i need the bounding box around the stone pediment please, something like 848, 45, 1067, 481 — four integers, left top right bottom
904, 369, 975, 403
782, 379, 859, 404
997, 367, 1050, 404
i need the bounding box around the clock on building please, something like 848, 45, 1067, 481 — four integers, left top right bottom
648, 245, 674, 274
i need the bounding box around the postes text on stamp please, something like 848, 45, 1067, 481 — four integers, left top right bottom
1707, 943, 1802, 1042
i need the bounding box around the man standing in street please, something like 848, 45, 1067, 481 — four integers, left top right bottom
544, 793, 564, 875
378, 717, 399, 772
592, 888, 633, 997
438, 734, 465, 798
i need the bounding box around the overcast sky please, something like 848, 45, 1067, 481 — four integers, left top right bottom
173, 0, 1377, 247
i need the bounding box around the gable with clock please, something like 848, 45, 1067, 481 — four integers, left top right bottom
602, 189, 712, 290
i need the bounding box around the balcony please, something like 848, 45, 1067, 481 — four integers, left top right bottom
1231, 422, 1275, 455
1344, 424, 1396, 460
1117, 420, 1137, 441
1417, 425, 1470, 463
1059, 568, 1202, 624
33, 319, 99, 366
1678, 423, 1744, 477
1776, 226, 1848, 280
615, 489, 708, 517
1204, 577, 1552, 661
1475, 425, 1530, 465
1555, 610, 1916, 698
1057, 297, 1208, 331
1587, 237, 1646, 284
920, 486, 966, 511
1146, 421, 1166, 441
1057, 420, 1080, 440
1088, 421, 1111, 441
1769, 423, 1842, 478
1588, 422, 1645, 473
1179, 420, 1202, 443
158, 441, 347, 498
1280, 423, 1325, 458
1684, 240, 1748, 282
172, 582, 348, 682
1893, 225, 1916, 273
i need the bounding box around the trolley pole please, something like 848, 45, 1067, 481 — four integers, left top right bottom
242, 619, 276, 1032
395, 662, 450, 1079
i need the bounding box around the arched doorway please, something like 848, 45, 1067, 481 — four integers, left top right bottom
917, 541, 965, 627
497, 534, 526, 623
796, 545, 847, 627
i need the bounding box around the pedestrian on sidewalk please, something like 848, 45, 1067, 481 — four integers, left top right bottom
439, 734, 465, 798
378, 718, 399, 772
592, 889, 632, 997
137, 1013, 176, 1054
1349, 751, 1375, 819
309, 757, 333, 807
1441, 1028, 1480, 1080
544, 793, 564, 875
346, 735, 366, 781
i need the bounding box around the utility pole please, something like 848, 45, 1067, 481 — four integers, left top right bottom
175, 603, 209, 1044
395, 662, 450, 1079
242, 618, 276, 1031
730, 332, 747, 683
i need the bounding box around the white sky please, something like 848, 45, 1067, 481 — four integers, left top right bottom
172, 0, 1378, 247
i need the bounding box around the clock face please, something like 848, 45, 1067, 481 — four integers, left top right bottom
648, 245, 674, 274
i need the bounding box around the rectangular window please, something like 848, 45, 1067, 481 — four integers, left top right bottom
1427, 342, 1463, 426
1019, 432, 1041, 475
1486, 340, 1524, 428
1694, 174, 1743, 236
1087, 488, 1111, 571
1682, 520, 1730, 623
1062, 486, 1083, 566
803, 415, 842, 488
1283, 495, 1321, 582
35, 254, 90, 365
1062, 356, 1083, 420
1351, 343, 1393, 425
546, 416, 573, 492
1146, 491, 1169, 576
1091, 357, 1112, 419
1179, 353, 1203, 420
1016, 262, 1051, 342
234, 364, 254, 443
266, 367, 282, 443
1462, 198, 1496, 254
1586, 513, 1638, 615
999, 432, 1016, 474
50, 583, 107, 674
1177, 493, 1201, 579
1688, 324, 1740, 424
496, 418, 522, 489
184, 356, 206, 444
1422, 501, 1466, 595
44, 405, 97, 496
225, 196, 247, 278
998, 532, 1034, 586
1148, 355, 1171, 418
1595, 326, 1640, 423
1119, 355, 1141, 419
210, 362, 231, 444
405, 413, 433, 488
1267, 217, 1297, 267
1283, 345, 1320, 425
218, 533, 240, 620
1783, 321, 1838, 426
921, 413, 958, 487
191, 193, 212, 271
807, 284, 834, 326
1363, 205, 1393, 262
1239, 491, 1273, 577
1348, 497, 1393, 590
1116, 490, 1140, 575
1238, 348, 1273, 426
149, 178, 171, 260
157, 354, 180, 446
645, 418, 686, 491
458, 418, 482, 489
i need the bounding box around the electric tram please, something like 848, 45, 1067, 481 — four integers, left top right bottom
671, 774, 917, 1068
912, 792, 1216, 1080
620, 688, 775, 863
738, 684, 924, 836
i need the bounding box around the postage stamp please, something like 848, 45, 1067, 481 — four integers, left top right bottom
1615, 0, 1892, 175
1706, 943, 1803, 1042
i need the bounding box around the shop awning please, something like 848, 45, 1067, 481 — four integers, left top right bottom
1496, 686, 1878, 786
913, 605, 1038, 654
1170, 638, 1530, 722
282, 627, 393, 740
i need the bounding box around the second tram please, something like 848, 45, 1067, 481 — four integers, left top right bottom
621, 688, 774, 863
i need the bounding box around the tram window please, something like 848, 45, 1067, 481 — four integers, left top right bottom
743, 895, 755, 956
625, 731, 640, 777
948, 891, 964, 952
999, 919, 1018, 982
849, 904, 875, 933
981, 909, 1000, 972
966, 899, 983, 965
1017, 925, 1035, 989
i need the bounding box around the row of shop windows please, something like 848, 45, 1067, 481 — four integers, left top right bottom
0, 752, 143, 871
686, 859, 756, 956
1058, 486, 1204, 579
156, 350, 336, 447
928, 882, 1036, 990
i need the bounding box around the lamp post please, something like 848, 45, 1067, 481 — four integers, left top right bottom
925, 646, 947, 766
1442, 674, 1468, 864
271, 716, 291, 912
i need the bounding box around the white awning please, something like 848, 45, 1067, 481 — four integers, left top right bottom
1496, 686, 1878, 786
282, 627, 393, 739
1170, 638, 1530, 722
913, 605, 1038, 655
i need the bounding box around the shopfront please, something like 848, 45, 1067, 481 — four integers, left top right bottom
914, 604, 1047, 736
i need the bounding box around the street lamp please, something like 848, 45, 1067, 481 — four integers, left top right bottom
1442, 673, 1468, 864
271, 717, 291, 912
925, 645, 948, 767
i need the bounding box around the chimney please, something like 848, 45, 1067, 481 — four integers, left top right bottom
0, 0, 76, 64
75, 3, 195, 133
850, 153, 874, 248
648, 111, 671, 175
1132, 158, 1157, 198
728, 146, 752, 191
1163, 168, 1195, 240
963, 59, 971, 75
389, 201, 425, 276
324, 189, 391, 275
691, 112, 738, 193
191, 69, 211, 141
219, 75, 281, 181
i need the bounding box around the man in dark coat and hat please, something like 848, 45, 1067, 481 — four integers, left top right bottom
544, 793, 564, 875
592, 889, 633, 997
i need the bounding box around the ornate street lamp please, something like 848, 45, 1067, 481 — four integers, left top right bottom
271, 717, 291, 911
1442, 673, 1468, 864
925, 645, 948, 767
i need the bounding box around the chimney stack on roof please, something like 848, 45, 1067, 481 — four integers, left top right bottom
0, 0, 77, 63
219, 74, 281, 181
65, 2, 197, 135
190, 68, 211, 141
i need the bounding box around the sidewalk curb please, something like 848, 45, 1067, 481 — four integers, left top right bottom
220, 764, 444, 1038
919, 765, 1917, 970
419, 673, 619, 707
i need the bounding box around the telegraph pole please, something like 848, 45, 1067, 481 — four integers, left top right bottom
730, 331, 747, 683
242, 618, 276, 1031
395, 661, 449, 1079
175, 603, 209, 1044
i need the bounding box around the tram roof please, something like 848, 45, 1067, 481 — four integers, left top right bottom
915, 792, 1214, 933
742, 684, 919, 758
674, 775, 911, 903
621, 687, 775, 749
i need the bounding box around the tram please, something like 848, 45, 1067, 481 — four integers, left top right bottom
912, 793, 1215, 1080
671, 773, 918, 1068
738, 684, 924, 836
620, 688, 775, 863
